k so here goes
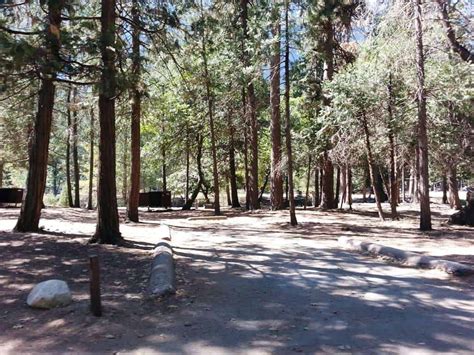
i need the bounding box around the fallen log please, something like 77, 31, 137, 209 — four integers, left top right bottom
148, 225, 176, 297
338, 236, 474, 276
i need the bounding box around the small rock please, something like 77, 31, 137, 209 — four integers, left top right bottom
12, 324, 24, 329
105, 334, 116, 339
27, 280, 72, 309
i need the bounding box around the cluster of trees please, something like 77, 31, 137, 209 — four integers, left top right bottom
0, 0, 472, 243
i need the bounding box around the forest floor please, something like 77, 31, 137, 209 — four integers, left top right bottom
0, 200, 473, 354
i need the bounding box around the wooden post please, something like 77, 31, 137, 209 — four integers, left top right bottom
89, 254, 102, 317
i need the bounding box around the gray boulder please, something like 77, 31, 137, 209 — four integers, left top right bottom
26, 279, 72, 309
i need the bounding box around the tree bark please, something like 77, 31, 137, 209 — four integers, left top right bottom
361, 113, 385, 221
14, 0, 64, 232
185, 129, 190, 204
92, 0, 121, 244
66, 86, 74, 208
346, 165, 353, 210
413, 0, 432, 230
227, 114, 241, 208
320, 152, 335, 209
387, 74, 398, 219
270, 2, 284, 210
127, 0, 141, 222
201, 30, 220, 216
182, 134, 204, 210
240, 0, 259, 210
284, 0, 297, 226
242, 89, 250, 210
441, 173, 448, 204
447, 165, 462, 210
304, 155, 312, 210
313, 167, 320, 208
122, 131, 128, 205
0, 161, 3, 188
319, 16, 336, 210
87, 107, 95, 210
72, 87, 80, 208
335, 166, 341, 205
339, 165, 347, 209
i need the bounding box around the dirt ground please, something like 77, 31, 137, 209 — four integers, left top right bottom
0, 201, 473, 354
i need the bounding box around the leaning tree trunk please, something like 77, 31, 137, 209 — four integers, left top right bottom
14, 0, 64, 232
361, 114, 385, 221
434, 0, 473, 63
72, 87, 80, 208
127, 0, 141, 222
270, 1, 284, 210
87, 107, 95, 210
92, 0, 121, 244
241, 0, 259, 210
284, 0, 297, 226
413, 0, 432, 230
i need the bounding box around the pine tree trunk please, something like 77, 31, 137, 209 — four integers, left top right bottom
127, 0, 141, 222
72, 88, 80, 208
284, 0, 297, 226
185, 130, 190, 204
92, 0, 121, 244
66, 86, 73, 207
270, 2, 284, 210
122, 132, 128, 205
335, 167, 341, 205
0, 161, 3, 188
346, 165, 353, 210
87, 107, 95, 210
227, 114, 240, 207
441, 173, 448, 204
14, 1, 64, 232
314, 167, 320, 208
201, 33, 220, 216
319, 17, 336, 210
240, 0, 259, 210
387, 74, 398, 219
225, 176, 232, 206
413, 0, 432, 230
183, 135, 204, 210
304, 155, 312, 210
242, 89, 250, 210
320, 152, 335, 209
339, 166, 347, 209
448, 165, 462, 210
184, 127, 190, 204
361, 114, 385, 221
162, 144, 167, 191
